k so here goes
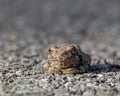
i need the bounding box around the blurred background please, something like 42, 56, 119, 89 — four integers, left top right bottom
0, 0, 120, 45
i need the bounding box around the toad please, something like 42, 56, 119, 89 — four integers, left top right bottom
43, 44, 91, 74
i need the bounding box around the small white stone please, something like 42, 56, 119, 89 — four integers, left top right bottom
16, 70, 23, 76
98, 74, 103, 78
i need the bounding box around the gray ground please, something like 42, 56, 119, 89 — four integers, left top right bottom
0, 0, 120, 96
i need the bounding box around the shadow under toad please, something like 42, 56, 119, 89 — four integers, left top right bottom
89, 63, 120, 73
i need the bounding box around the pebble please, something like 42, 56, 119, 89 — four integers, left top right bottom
82, 90, 94, 96
15, 70, 23, 76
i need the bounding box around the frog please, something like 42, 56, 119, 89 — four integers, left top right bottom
43, 44, 91, 74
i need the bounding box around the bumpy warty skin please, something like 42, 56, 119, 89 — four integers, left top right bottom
43, 44, 91, 74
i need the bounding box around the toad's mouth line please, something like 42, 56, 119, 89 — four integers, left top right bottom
48, 58, 81, 62
48, 59, 66, 62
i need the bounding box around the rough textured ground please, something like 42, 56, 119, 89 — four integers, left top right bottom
0, 0, 120, 96
0, 32, 119, 96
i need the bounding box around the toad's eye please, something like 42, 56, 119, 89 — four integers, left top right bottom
49, 46, 58, 53
71, 50, 76, 55
49, 49, 52, 52
71, 47, 76, 52
49, 48, 54, 53
71, 51, 76, 55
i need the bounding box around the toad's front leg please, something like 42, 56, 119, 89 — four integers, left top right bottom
61, 67, 86, 74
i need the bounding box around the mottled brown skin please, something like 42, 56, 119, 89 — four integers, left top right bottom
43, 44, 91, 74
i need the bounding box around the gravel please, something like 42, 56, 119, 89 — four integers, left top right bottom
0, 32, 119, 96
